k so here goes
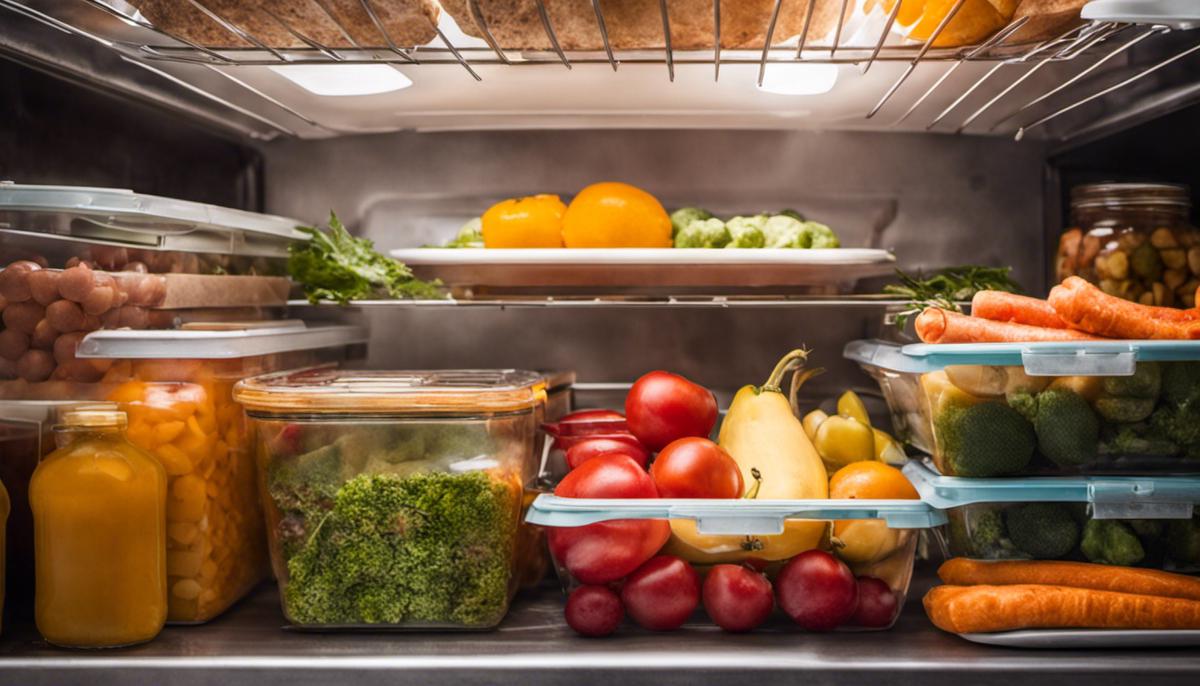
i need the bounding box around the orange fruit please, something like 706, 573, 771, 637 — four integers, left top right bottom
829, 461, 919, 500
561, 182, 672, 248
880, 0, 1015, 47
481, 194, 566, 248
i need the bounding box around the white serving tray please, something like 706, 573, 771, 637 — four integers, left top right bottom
390, 248, 895, 292
959, 629, 1200, 649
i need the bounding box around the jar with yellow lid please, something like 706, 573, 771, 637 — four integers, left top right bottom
30, 405, 167, 648
1057, 183, 1200, 307
233, 369, 546, 630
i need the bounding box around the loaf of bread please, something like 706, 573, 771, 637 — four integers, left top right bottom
437, 0, 852, 51
1006, 0, 1086, 45
132, 0, 438, 49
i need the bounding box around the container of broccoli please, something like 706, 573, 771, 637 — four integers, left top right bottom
234, 368, 547, 630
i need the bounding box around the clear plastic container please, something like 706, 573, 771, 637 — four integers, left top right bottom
525, 496, 945, 631
30, 406, 168, 648
906, 462, 1200, 573
846, 339, 1200, 477
233, 368, 547, 630
0, 324, 365, 624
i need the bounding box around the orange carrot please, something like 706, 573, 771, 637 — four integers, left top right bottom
938, 558, 1200, 602
1049, 277, 1200, 339
915, 307, 1104, 344
971, 291, 1070, 329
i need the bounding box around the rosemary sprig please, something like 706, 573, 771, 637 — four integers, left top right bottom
884, 265, 1023, 327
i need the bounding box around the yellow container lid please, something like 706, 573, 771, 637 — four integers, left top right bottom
233, 368, 547, 416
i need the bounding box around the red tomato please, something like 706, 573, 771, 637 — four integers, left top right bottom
649, 437, 742, 498
625, 371, 717, 451
543, 409, 628, 441
620, 555, 700, 631
850, 576, 899, 629
566, 436, 649, 471
565, 585, 624, 637
546, 455, 670, 585
702, 564, 774, 633
775, 550, 858, 632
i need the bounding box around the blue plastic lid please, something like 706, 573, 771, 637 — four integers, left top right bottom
845, 339, 1200, 377
524, 495, 946, 533
903, 461, 1200, 520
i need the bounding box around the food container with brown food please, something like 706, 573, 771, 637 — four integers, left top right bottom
0, 323, 366, 624
906, 461, 1200, 573
1056, 183, 1200, 309
233, 369, 546, 630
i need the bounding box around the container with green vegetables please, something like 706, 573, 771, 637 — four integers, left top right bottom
233, 368, 546, 630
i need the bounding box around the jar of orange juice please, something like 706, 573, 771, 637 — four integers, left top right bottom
29, 405, 167, 648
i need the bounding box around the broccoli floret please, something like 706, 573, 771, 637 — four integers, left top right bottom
803, 221, 841, 249
1128, 519, 1165, 542
283, 470, 520, 627
935, 401, 1035, 477
1005, 503, 1080, 559
1007, 390, 1039, 422
1100, 422, 1181, 457
670, 207, 714, 238
1081, 519, 1145, 566
674, 217, 731, 248
1102, 362, 1161, 400
777, 208, 805, 221
1149, 401, 1200, 449
445, 218, 484, 248
1094, 396, 1156, 423
1166, 515, 1200, 565
1033, 388, 1100, 467
1161, 362, 1200, 406
948, 507, 1015, 558
762, 215, 810, 249
724, 215, 767, 249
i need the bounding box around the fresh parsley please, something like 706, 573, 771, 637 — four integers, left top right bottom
884, 265, 1023, 327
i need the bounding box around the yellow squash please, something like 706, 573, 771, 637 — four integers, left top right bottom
666, 350, 829, 563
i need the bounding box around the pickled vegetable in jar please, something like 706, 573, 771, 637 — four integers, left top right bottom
1057, 183, 1200, 308
30, 406, 167, 648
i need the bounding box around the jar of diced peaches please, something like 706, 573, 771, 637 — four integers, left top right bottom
1057, 183, 1200, 308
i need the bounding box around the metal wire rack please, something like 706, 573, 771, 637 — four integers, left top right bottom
3, 0, 1199, 140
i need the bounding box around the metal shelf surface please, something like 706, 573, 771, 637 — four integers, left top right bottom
2, 567, 1198, 686
288, 295, 913, 309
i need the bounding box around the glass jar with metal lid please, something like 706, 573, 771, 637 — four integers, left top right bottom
1056, 183, 1200, 308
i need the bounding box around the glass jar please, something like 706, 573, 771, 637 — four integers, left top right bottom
30, 405, 167, 648
1057, 183, 1200, 308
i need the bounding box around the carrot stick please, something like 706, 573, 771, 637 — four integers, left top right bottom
938, 558, 1200, 602
924, 584, 1200, 633
971, 291, 1070, 329
1049, 277, 1200, 339
915, 307, 1104, 344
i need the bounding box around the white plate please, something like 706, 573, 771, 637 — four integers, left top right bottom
959, 629, 1200, 649
390, 248, 895, 293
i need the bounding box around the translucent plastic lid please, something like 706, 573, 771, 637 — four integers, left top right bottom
525, 495, 946, 533
1082, 0, 1200, 28
904, 462, 1200, 520
76, 323, 366, 360
234, 368, 548, 416
845, 339, 1200, 377
0, 182, 307, 257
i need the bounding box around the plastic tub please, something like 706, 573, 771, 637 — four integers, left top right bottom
0, 324, 365, 624
525, 496, 945, 631
233, 368, 547, 630
846, 339, 1200, 477
906, 462, 1200, 572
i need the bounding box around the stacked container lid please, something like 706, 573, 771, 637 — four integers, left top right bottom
845, 338, 1200, 576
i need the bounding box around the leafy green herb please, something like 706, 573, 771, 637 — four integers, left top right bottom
290, 212, 444, 304
884, 265, 1023, 327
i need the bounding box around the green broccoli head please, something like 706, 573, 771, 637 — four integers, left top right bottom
283, 470, 520, 628
935, 400, 1035, 477
1033, 388, 1100, 468
1081, 519, 1145, 566
674, 217, 731, 249
803, 221, 841, 249
762, 215, 810, 249
1148, 401, 1200, 449
1100, 422, 1180, 458
1161, 362, 1200, 406
1005, 503, 1080, 559
446, 218, 484, 248
948, 506, 1012, 558
1166, 515, 1200, 565
1102, 362, 1162, 400
1128, 519, 1165, 542
1094, 396, 1156, 423
724, 215, 767, 249
670, 207, 714, 237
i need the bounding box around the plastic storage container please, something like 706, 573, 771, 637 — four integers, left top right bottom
1056, 183, 1200, 308
233, 368, 547, 630
30, 406, 168, 648
526, 496, 945, 631
0, 323, 365, 624
906, 462, 1200, 572
846, 339, 1200, 477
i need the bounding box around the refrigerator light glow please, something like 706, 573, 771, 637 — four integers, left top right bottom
269, 64, 413, 96
757, 64, 839, 96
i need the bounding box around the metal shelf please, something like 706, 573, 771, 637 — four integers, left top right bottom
288, 294, 913, 309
